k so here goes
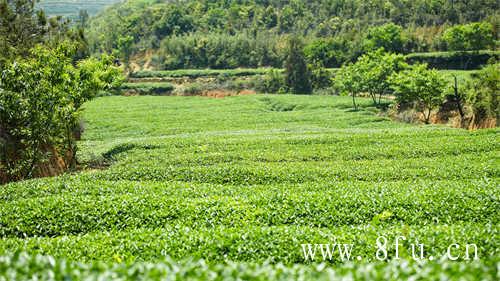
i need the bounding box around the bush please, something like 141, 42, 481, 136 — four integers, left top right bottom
310, 65, 334, 90
176, 83, 207, 96
0, 44, 123, 182
255, 70, 286, 94
466, 63, 499, 124
120, 83, 174, 95
130, 68, 272, 79
304, 38, 352, 68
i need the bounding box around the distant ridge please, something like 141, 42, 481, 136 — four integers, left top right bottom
37, 0, 123, 18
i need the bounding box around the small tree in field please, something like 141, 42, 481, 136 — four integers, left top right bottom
355, 49, 407, 106
390, 64, 446, 124
284, 36, 312, 95
335, 63, 362, 110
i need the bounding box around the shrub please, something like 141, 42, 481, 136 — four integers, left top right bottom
176, 83, 206, 96
120, 83, 174, 95
466, 63, 499, 124
0, 43, 123, 182
310, 64, 333, 90
255, 70, 286, 94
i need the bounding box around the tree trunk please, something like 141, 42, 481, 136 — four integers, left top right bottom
370, 92, 377, 105
352, 92, 358, 111
424, 108, 432, 124
453, 75, 465, 120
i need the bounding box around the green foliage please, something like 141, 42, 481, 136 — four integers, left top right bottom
116, 35, 134, 68
442, 22, 495, 51
390, 64, 447, 123
310, 64, 334, 90
466, 63, 499, 122
156, 32, 284, 69
176, 83, 205, 96
364, 23, 407, 53
85, 0, 499, 70
255, 70, 286, 94
0, 0, 94, 66
0, 94, 498, 278
0, 43, 123, 182
406, 50, 500, 70
121, 82, 174, 96
0, 0, 50, 65
342, 49, 407, 106
0, 252, 498, 280
152, 5, 194, 38
334, 63, 363, 110
131, 68, 273, 79
0, 95, 497, 270
304, 38, 353, 68
284, 36, 312, 95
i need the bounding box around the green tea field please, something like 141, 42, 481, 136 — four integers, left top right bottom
0, 95, 498, 280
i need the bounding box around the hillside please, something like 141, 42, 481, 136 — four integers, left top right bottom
37, 0, 122, 18
86, 0, 499, 70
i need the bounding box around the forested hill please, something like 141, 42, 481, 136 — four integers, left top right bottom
38, 0, 122, 18
86, 0, 499, 70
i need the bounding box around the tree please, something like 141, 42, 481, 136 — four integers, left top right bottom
0, 0, 47, 65
153, 6, 194, 38
304, 37, 350, 68
364, 23, 407, 53
284, 36, 312, 95
355, 49, 407, 106
442, 22, 495, 51
260, 6, 277, 28
335, 63, 363, 110
117, 35, 134, 71
390, 64, 447, 124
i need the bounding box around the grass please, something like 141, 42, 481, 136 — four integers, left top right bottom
0, 95, 498, 280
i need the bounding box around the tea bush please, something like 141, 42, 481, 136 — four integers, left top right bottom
0, 95, 498, 279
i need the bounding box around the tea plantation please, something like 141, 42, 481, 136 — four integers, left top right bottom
0, 95, 498, 280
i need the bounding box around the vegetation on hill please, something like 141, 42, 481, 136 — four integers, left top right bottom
37, 0, 122, 18
86, 0, 499, 70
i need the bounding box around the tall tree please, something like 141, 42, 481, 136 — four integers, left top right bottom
0, 0, 47, 65
284, 36, 312, 95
